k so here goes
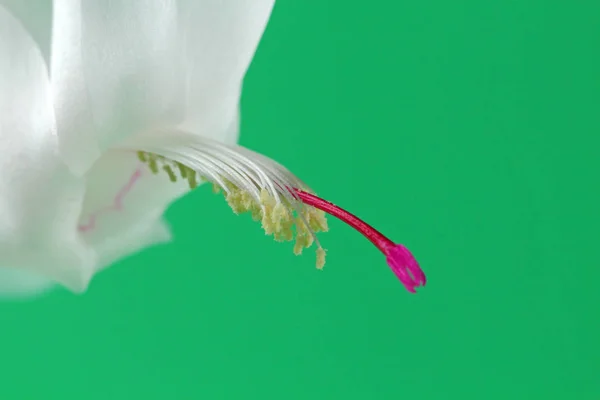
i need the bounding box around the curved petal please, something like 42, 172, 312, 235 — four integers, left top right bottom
176, 0, 275, 143
78, 150, 188, 247
0, 211, 172, 299
52, 0, 186, 175
77, 103, 245, 278
53, 0, 275, 175
51, 0, 102, 177
0, 5, 96, 295
78, 100, 240, 255
1, 4, 229, 298
0, 0, 52, 62
93, 218, 172, 270
0, 268, 55, 300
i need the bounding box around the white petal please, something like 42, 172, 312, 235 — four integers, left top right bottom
0, 268, 55, 300
52, 0, 185, 175
51, 0, 102, 177
0, 0, 52, 62
0, 5, 96, 295
76, 109, 244, 276
92, 216, 172, 270
177, 0, 275, 143
78, 103, 239, 253
78, 150, 188, 247
53, 0, 274, 176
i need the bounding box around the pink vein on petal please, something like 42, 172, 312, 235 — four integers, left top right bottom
78, 168, 144, 233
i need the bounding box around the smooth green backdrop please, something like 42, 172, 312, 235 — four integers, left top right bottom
1, 1, 598, 399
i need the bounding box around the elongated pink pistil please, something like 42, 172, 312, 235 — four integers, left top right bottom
294, 189, 426, 293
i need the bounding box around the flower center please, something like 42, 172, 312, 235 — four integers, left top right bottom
125, 130, 425, 293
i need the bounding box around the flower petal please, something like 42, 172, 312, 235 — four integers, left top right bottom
0, 268, 55, 300
0, 0, 52, 62
78, 150, 189, 247
53, 0, 275, 176
79, 99, 240, 247
176, 0, 275, 143
93, 216, 173, 271
0, 5, 96, 295
52, 0, 185, 175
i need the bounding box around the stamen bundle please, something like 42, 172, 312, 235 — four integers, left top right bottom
135, 136, 329, 269
127, 130, 425, 292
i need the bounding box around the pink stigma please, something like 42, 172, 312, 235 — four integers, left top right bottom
294, 189, 426, 293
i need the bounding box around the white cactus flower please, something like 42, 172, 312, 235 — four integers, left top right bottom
0, 0, 425, 298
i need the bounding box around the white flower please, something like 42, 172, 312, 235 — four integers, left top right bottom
0, 0, 425, 298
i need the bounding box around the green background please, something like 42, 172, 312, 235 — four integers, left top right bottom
1, 1, 598, 398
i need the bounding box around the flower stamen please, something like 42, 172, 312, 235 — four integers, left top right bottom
127, 130, 425, 292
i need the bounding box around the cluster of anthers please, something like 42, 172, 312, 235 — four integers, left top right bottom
128, 130, 425, 293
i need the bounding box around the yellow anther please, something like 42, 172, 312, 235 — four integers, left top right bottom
310, 210, 329, 232
177, 163, 188, 179
273, 217, 294, 242
259, 189, 276, 234
163, 164, 177, 182
316, 247, 326, 270
148, 155, 159, 174
226, 189, 244, 214
187, 170, 198, 189
272, 202, 290, 232
293, 233, 311, 255
249, 202, 263, 222
240, 191, 255, 211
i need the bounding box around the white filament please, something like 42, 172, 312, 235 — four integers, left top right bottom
118, 130, 321, 249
